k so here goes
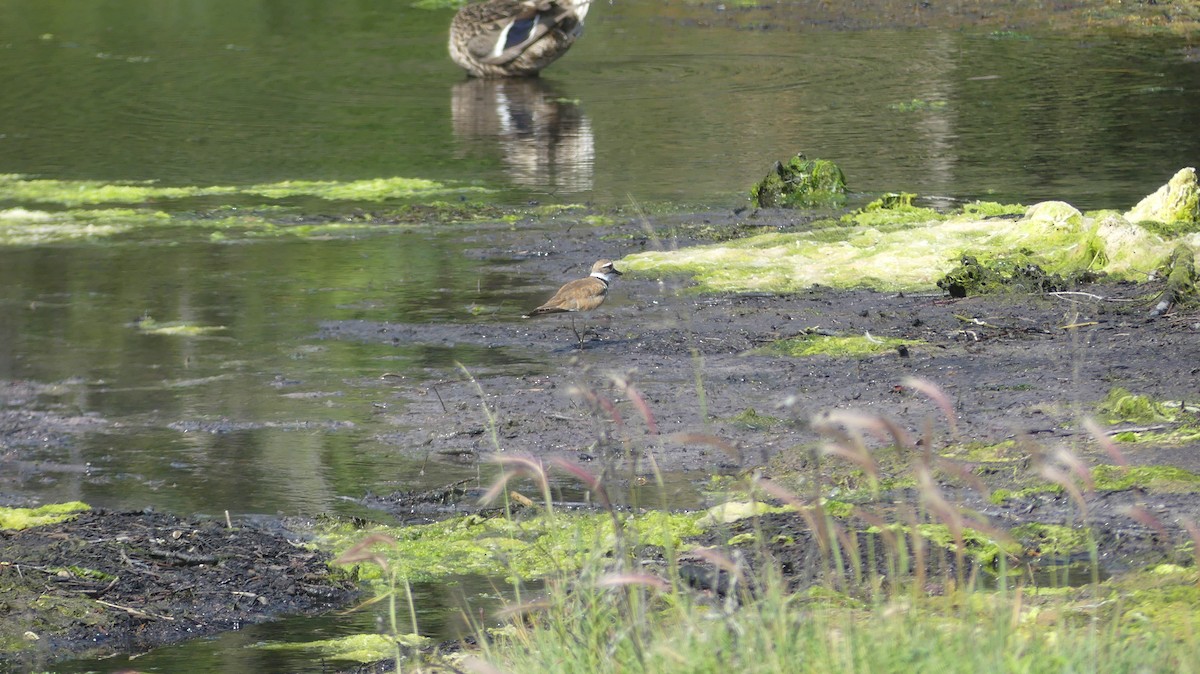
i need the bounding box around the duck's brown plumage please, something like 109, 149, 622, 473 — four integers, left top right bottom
449, 0, 591, 78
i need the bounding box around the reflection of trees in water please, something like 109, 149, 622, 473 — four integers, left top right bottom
451, 78, 594, 193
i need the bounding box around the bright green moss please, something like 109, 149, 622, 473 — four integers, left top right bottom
0, 174, 233, 206
727, 408, 784, 430
1124, 167, 1200, 226
918, 523, 1022, 569
258, 633, 428, 662
0, 207, 170, 245
623, 174, 1194, 293
0, 502, 90, 530
0, 195, 524, 246
1092, 464, 1200, 493
0, 174, 485, 207
766, 334, 920, 358
889, 99, 948, 112
315, 510, 705, 583
1010, 523, 1090, 557
698, 500, 796, 526
941, 440, 1024, 463
962, 201, 1027, 217
1098, 387, 1177, 424
134, 317, 227, 336
989, 484, 1065, 504
841, 193, 946, 227
823, 500, 854, 518
1091, 565, 1200, 641
727, 532, 759, 546
48, 566, 119, 583
867, 523, 1021, 571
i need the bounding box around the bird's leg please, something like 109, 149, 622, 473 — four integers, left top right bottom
571, 316, 584, 349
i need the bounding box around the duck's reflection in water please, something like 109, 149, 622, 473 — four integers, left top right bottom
451, 78, 594, 193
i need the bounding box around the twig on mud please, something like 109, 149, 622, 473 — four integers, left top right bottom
431, 384, 448, 413
1051, 290, 1139, 304
954, 314, 999, 328
96, 599, 175, 621
1102, 424, 1172, 435
1011, 424, 1173, 439
145, 547, 219, 566
1050, 291, 1105, 302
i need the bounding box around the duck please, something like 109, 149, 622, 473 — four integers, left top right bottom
449, 0, 592, 78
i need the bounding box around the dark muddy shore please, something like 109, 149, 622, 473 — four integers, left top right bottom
334, 207, 1200, 575
0, 509, 356, 671
3, 206, 1199, 667
324, 208, 1200, 479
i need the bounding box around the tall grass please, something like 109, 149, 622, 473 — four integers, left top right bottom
460, 378, 1200, 674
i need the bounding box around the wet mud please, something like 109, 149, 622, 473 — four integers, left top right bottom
0, 510, 356, 671
3, 207, 1200, 666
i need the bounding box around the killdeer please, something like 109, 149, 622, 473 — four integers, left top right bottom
524, 259, 621, 347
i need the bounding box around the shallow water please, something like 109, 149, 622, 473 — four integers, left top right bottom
1, 0, 1197, 669
2, 1, 1198, 207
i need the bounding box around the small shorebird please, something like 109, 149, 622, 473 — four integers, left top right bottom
524, 259, 621, 347
449, 0, 592, 78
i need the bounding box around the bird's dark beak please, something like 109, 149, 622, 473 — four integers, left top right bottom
612, 267, 623, 276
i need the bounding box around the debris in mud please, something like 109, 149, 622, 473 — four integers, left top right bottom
1150, 244, 1197, 317
360, 478, 496, 522
0, 509, 357, 670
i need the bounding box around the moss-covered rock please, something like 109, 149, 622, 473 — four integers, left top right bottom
750, 154, 847, 208
1125, 167, 1200, 226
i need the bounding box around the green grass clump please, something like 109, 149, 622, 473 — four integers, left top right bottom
475, 565, 1197, 674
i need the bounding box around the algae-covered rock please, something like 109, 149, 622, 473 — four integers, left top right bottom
627, 173, 1200, 294
1020, 201, 1085, 230
750, 154, 847, 208
936, 253, 1100, 298
1125, 167, 1200, 225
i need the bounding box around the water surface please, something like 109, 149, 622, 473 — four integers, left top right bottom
1, 0, 1196, 207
